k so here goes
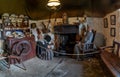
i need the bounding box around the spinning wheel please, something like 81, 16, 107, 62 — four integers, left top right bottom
12, 40, 32, 56
6, 37, 36, 62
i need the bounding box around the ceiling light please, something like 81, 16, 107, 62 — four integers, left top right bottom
47, 0, 61, 11
47, 0, 60, 6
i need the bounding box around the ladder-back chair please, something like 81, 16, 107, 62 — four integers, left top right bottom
79, 30, 99, 60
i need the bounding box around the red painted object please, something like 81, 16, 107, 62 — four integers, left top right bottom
5, 36, 36, 62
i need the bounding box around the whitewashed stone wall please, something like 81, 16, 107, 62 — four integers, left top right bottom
103, 9, 120, 46
30, 17, 104, 47
30, 17, 103, 33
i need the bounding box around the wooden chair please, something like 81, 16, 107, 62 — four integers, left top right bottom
79, 30, 99, 60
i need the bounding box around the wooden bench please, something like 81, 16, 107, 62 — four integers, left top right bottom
100, 40, 120, 77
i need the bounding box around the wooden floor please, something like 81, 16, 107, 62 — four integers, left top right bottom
0, 56, 107, 77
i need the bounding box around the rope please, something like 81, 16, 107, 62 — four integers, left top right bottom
53, 50, 99, 56
36, 43, 100, 56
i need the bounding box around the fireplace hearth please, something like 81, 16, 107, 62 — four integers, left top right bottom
54, 24, 79, 54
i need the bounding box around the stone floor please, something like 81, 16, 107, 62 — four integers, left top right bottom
0, 56, 107, 77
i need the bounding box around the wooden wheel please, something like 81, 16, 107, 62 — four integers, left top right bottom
12, 40, 31, 56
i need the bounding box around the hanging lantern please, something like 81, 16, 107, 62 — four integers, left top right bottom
47, 0, 61, 11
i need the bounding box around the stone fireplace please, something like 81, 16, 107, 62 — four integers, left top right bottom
54, 24, 79, 54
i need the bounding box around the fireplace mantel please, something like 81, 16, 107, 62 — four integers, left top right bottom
54, 24, 79, 34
